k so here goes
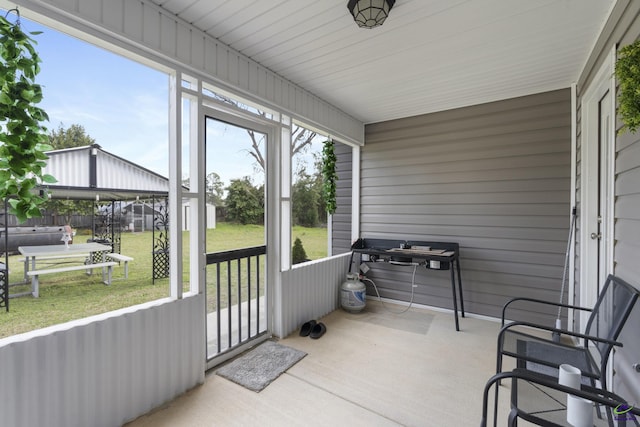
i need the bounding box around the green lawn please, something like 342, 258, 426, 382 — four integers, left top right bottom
0, 223, 327, 338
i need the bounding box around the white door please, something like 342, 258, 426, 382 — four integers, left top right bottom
203, 111, 274, 367
579, 48, 615, 329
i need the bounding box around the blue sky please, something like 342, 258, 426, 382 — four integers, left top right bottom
15, 15, 170, 177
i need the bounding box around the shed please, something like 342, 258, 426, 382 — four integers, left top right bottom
41, 144, 169, 201
40, 144, 210, 231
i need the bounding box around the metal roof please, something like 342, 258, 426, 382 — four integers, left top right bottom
41, 144, 169, 201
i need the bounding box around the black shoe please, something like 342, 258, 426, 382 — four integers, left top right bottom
309, 322, 326, 339
299, 320, 316, 336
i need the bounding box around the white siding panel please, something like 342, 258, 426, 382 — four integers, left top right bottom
123, 0, 143, 41
142, 4, 161, 49
204, 38, 216, 73
78, 0, 101, 22
240, 57, 251, 92
0, 295, 205, 427
273, 75, 282, 106
257, 67, 267, 100
220, 47, 231, 82
190, 30, 204, 70
265, 72, 275, 102
160, 13, 177, 58
102, 0, 124, 33
287, 84, 296, 116
279, 253, 351, 337
177, 23, 192, 64
49, 0, 76, 12
228, 52, 239, 87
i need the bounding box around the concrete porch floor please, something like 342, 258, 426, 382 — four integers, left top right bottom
126, 300, 516, 426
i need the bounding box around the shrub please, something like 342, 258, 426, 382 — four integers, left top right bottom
292, 237, 308, 264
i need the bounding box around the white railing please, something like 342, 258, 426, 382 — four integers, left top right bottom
0, 253, 353, 426
278, 253, 351, 337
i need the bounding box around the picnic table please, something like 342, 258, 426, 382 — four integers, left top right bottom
18, 242, 116, 298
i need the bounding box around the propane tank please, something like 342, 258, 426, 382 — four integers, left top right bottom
341, 273, 366, 313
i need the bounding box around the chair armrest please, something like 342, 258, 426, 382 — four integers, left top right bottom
498, 320, 624, 348
480, 369, 640, 427
501, 297, 592, 326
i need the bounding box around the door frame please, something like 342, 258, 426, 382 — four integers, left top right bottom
579, 46, 616, 324
202, 106, 280, 368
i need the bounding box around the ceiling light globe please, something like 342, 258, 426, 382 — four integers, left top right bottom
347, 0, 395, 29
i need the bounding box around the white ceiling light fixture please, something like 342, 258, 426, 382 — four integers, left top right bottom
347, 0, 396, 29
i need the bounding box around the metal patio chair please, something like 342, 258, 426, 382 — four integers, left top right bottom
496, 274, 639, 392
481, 369, 640, 426
492, 274, 639, 425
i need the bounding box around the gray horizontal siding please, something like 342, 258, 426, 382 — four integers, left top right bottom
360, 89, 572, 322
331, 142, 353, 255
578, 0, 640, 402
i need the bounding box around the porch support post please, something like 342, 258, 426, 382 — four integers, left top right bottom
269, 117, 286, 338
351, 146, 361, 243
169, 72, 183, 299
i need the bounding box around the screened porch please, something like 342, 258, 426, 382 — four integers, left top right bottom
2, 1, 640, 427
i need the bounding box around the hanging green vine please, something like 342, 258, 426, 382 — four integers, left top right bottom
321, 139, 337, 215
0, 9, 55, 222
615, 39, 640, 134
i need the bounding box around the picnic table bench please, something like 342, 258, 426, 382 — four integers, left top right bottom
26, 261, 118, 298
104, 253, 134, 278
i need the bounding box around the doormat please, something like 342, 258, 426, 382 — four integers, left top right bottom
216, 341, 307, 392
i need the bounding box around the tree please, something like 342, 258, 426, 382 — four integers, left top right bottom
245, 125, 316, 172
292, 168, 319, 227
206, 172, 224, 206
48, 123, 95, 149
225, 177, 264, 224
182, 173, 224, 206
44, 199, 93, 226
312, 152, 328, 224
209, 93, 315, 171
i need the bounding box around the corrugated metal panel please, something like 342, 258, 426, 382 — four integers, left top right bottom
14, 0, 363, 145
0, 295, 205, 427
97, 151, 168, 192
44, 149, 91, 187
42, 146, 169, 193
360, 89, 572, 324
279, 253, 351, 337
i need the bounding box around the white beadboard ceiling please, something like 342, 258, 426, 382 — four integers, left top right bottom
149, 0, 614, 124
